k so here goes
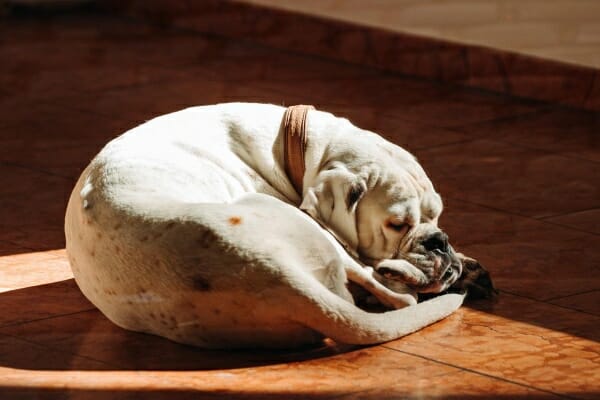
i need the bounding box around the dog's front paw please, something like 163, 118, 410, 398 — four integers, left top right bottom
451, 255, 498, 300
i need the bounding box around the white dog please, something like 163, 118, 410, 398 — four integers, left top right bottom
65, 103, 472, 349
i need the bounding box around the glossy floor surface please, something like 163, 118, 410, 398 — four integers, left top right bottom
243, 0, 600, 69
1, 10, 599, 400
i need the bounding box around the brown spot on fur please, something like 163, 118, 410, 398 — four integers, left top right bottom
114, 223, 122, 230
228, 216, 242, 225
192, 276, 212, 291
165, 222, 176, 230
140, 235, 149, 242
213, 308, 221, 315
114, 245, 121, 254
96, 232, 103, 239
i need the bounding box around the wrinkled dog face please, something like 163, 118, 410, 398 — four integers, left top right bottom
376, 224, 463, 293
301, 131, 463, 294
354, 176, 463, 294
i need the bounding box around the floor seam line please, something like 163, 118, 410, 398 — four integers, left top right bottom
444, 195, 600, 236
0, 331, 119, 369
539, 207, 600, 220
0, 161, 73, 180
485, 137, 600, 165
448, 106, 556, 129
0, 308, 97, 330
381, 345, 577, 399
543, 289, 599, 302
496, 289, 600, 318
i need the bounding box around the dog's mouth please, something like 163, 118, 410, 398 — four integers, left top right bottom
375, 246, 463, 294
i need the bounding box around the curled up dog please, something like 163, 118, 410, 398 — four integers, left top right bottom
65, 103, 496, 349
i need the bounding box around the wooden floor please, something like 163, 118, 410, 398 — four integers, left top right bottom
0, 9, 598, 400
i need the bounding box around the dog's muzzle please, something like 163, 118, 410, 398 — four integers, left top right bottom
375, 230, 463, 293
427, 246, 462, 291
422, 231, 460, 285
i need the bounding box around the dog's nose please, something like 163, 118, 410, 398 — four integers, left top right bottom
422, 231, 449, 252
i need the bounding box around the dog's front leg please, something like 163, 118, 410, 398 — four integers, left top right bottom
374, 259, 432, 288
345, 262, 417, 309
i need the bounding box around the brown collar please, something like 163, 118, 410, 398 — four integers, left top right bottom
283, 105, 314, 196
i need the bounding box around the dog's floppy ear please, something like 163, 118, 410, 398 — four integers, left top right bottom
345, 180, 366, 213
300, 165, 362, 222
300, 164, 364, 249
299, 186, 323, 221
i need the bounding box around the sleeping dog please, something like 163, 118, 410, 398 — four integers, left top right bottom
65, 103, 494, 349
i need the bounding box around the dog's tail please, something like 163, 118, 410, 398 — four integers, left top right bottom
293, 284, 465, 345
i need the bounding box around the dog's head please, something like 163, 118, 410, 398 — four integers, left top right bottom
301, 126, 461, 294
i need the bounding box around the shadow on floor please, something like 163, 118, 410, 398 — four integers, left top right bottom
0, 275, 597, 374
0, 278, 365, 371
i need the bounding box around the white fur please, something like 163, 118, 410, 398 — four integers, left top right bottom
65, 103, 463, 349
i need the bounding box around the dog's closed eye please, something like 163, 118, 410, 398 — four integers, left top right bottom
385, 219, 410, 233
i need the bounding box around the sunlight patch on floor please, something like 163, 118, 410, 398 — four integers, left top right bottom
0, 249, 71, 293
